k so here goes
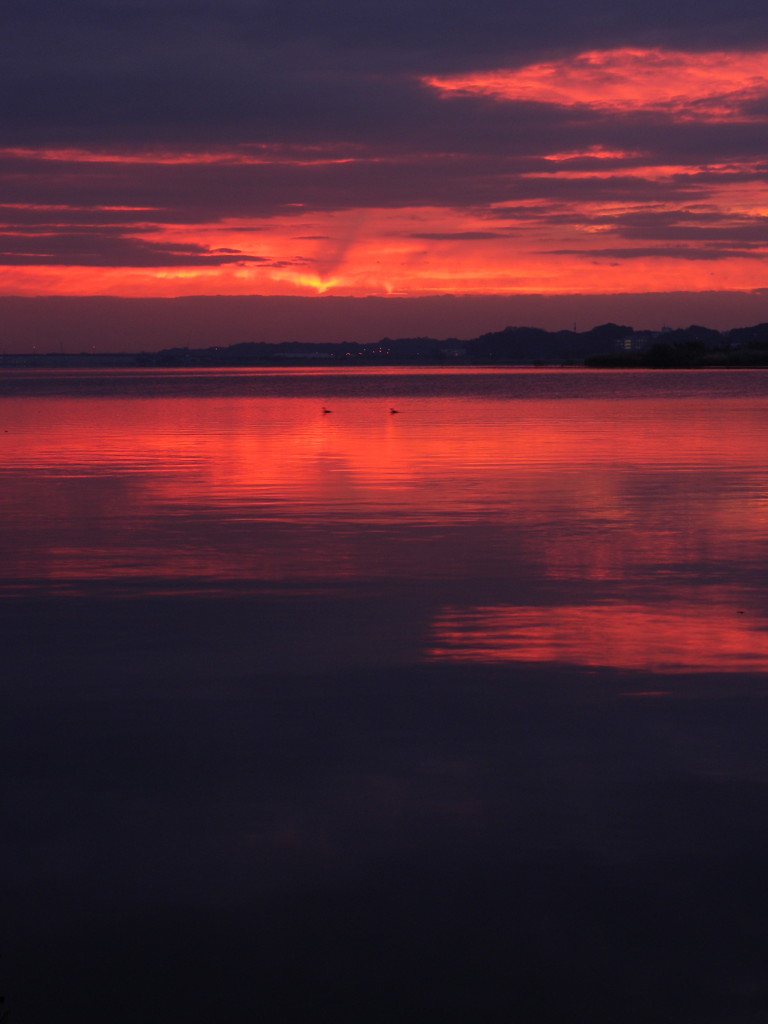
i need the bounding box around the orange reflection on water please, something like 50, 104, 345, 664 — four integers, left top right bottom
427, 599, 768, 673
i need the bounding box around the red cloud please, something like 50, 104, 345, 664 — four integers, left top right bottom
424, 48, 768, 120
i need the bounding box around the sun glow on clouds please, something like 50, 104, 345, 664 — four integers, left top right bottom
271, 272, 342, 294
1, 47, 768, 300
2, 186, 768, 300
424, 47, 768, 119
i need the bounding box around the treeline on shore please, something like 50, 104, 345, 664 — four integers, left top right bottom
4, 321, 768, 368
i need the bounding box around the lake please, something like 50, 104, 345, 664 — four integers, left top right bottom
3, 366, 768, 1022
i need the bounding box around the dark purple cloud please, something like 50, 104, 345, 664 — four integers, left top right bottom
548, 246, 765, 261
0, 147, 742, 220
594, 210, 768, 243
2, 0, 767, 148
0, 228, 290, 267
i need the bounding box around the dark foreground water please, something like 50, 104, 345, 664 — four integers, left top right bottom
2, 367, 768, 1022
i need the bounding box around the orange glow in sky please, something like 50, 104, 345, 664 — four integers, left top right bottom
1, 47, 768, 302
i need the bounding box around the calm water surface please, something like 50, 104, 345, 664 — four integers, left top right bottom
3, 367, 768, 1022
3, 366, 768, 670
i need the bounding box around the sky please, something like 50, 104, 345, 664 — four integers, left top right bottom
3, 0, 768, 347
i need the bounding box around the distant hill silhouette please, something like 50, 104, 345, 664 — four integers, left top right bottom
5, 321, 768, 368
143, 321, 768, 368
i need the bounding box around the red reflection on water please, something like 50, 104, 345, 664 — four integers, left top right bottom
3, 375, 768, 631
427, 599, 768, 673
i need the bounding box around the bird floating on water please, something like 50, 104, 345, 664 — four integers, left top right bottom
390, 407, 399, 414
322, 407, 332, 414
